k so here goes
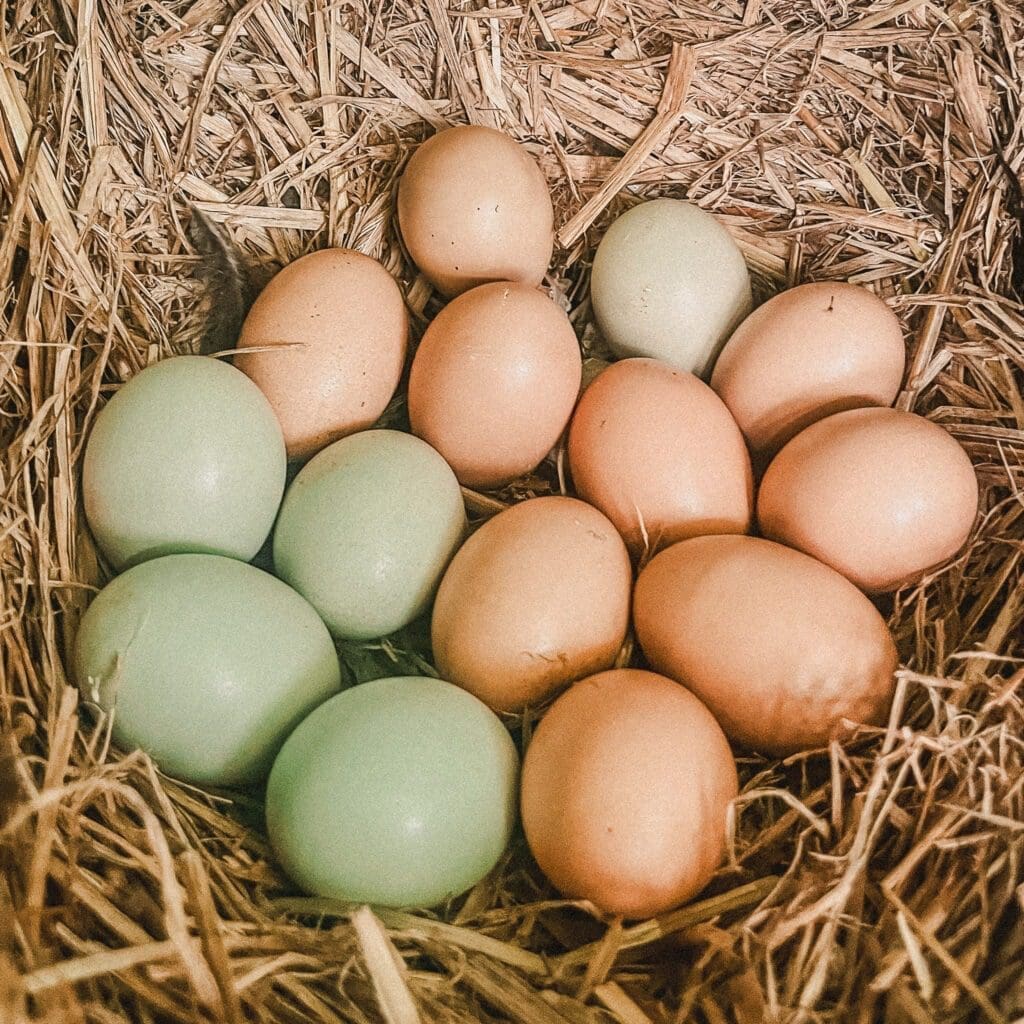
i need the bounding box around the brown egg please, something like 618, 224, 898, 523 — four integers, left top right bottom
634, 536, 898, 755
711, 282, 906, 460
408, 283, 581, 488
236, 249, 407, 461
397, 126, 553, 297
521, 669, 737, 919
567, 358, 753, 557
431, 497, 631, 712
758, 407, 979, 592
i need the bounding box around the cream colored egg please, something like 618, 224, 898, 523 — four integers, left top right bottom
591, 200, 752, 377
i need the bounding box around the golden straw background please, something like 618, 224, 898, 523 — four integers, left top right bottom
1, 1, 1023, 1022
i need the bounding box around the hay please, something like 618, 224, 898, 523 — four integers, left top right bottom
1, 0, 1023, 1021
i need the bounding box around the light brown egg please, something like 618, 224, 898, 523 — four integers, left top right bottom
634, 536, 898, 755
398, 126, 553, 297
758, 407, 979, 592
521, 669, 737, 919
236, 249, 407, 461
710, 282, 906, 460
408, 283, 581, 489
431, 497, 632, 712
567, 358, 753, 557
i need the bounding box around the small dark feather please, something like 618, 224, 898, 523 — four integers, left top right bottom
997, 149, 1024, 301
187, 204, 258, 355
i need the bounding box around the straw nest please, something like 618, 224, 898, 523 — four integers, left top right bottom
2, 1, 1023, 1022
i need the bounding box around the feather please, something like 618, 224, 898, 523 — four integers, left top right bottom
997, 148, 1024, 301
187, 204, 257, 355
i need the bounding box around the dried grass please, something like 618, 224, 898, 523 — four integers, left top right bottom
2, 1, 1023, 1022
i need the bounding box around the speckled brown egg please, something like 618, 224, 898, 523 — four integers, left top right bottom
758, 407, 979, 592
521, 669, 737, 919
408, 282, 581, 489
431, 497, 632, 713
236, 249, 407, 461
568, 358, 753, 557
711, 282, 906, 460
398, 126, 553, 297
634, 536, 898, 755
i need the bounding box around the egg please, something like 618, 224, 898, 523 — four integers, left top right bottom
521, 669, 737, 919
568, 358, 753, 557
273, 430, 465, 639
73, 554, 341, 786
236, 249, 408, 461
633, 536, 898, 755
266, 676, 519, 907
431, 496, 632, 712
758, 407, 979, 592
590, 199, 752, 377
408, 282, 582, 488
397, 125, 553, 297
711, 282, 906, 460
83, 356, 286, 570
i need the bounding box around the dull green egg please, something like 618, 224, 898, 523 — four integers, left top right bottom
73, 553, 342, 787
83, 356, 287, 569
272, 429, 466, 640
266, 676, 519, 907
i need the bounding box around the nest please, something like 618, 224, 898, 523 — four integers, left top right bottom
2, 1, 1023, 1022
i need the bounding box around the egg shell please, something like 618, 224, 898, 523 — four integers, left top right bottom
266, 676, 519, 908
73, 554, 341, 786
397, 125, 553, 297
235, 249, 408, 461
568, 358, 753, 557
633, 536, 898, 755
273, 429, 466, 640
521, 669, 737, 919
408, 282, 582, 488
758, 407, 979, 592
590, 199, 752, 377
710, 282, 906, 460
83, 356, 286, 570
431, 496, 632, 712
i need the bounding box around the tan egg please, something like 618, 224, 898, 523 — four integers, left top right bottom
521, 669, 737, 919
431, 497, 632, 712
634, 536, 898, 755
408, 283, 581, 489
236, 249, 407, 461
758, 407, 979, 592
711, 282, 906, 460
567, 358, 753, 557
398, 126, 553, 297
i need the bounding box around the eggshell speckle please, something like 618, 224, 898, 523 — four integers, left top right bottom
274, 430, 466, 639
634, 536, 898, 755
711, 282, 906, 459
758, 407, 979, 592
521, 669, 737, 919
431, 496, 632, 712
266, 676, 519, 908
236, 249, 407, 461
398, 126, 553, 297
590, 199, 752, 377
74, 554, 341, 786
568, 358, 753, 557
408, 282, 581, 488
83, 356, 286, 569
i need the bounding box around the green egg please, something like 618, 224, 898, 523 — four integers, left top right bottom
266, 676, 519, 907
273, 429, 466, 640
73, 553, 342, 787
83, 356, 287, 569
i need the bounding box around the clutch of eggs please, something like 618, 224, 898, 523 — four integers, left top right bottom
73, 133, 987, 924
